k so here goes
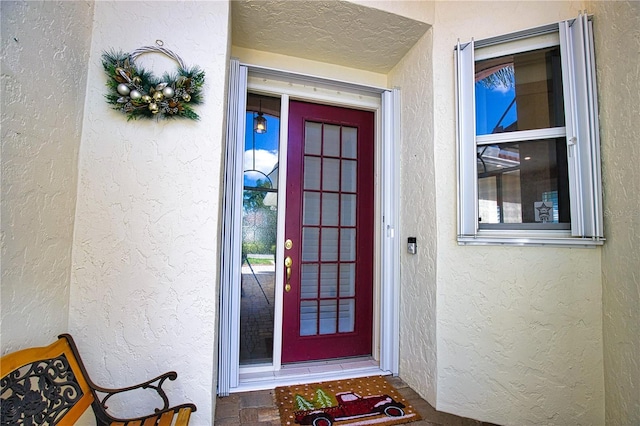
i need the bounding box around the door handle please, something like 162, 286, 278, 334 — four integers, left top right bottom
284, 256, 292, 292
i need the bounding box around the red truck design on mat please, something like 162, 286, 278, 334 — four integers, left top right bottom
294, 391, 406, 426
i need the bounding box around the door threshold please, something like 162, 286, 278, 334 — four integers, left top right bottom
233, 358, 390, 393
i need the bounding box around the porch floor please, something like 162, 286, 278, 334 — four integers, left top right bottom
214, 375, 499, 425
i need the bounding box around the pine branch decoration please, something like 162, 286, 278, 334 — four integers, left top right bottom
101, 48, 205, 121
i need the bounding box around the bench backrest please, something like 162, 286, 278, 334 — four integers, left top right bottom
1, 336, 95, 425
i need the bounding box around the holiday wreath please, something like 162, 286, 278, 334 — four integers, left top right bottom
102, 44, 205, 121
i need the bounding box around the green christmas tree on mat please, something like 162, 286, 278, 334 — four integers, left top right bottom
295, 394, 314, 411
294, 388, 337, 410
314, 388, 336, 408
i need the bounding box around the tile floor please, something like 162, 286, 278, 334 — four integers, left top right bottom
214, 375, 499, 425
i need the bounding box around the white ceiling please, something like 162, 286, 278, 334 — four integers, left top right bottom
231, 0, 431, 74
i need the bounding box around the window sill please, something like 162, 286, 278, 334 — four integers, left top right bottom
457, 232, 604, 247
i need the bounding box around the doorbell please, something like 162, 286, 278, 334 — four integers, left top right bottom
407, 237, 417, 254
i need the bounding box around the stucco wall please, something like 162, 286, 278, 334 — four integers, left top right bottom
1, 1, 93, 353
355, 0, 435, 26
68, 2, 230, 423
588, 1, 640, 425
387, 29, 438, 406
426, 2, 605, 424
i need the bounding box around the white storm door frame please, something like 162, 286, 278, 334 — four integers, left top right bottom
218, 60, 400, 395
218, 59, 246, 396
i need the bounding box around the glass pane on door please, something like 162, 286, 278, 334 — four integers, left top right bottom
299, 121, 358, 338
240, 93, 281, 366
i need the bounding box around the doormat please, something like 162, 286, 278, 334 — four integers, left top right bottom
275, 375, 421, 426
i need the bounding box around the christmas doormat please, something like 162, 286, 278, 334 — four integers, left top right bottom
275, 376, 421, 426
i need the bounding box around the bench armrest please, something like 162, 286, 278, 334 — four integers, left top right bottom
93, 370, 178, 413
57, 334, 197, 425
90, 372, 197, 425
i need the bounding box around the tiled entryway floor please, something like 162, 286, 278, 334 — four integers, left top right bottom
214, 375, 499, 425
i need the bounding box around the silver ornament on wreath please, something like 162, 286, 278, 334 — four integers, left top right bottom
130, 90, 142, 100
117, 83, 130, 96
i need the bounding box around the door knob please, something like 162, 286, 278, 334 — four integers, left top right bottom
284, 256, 292, 292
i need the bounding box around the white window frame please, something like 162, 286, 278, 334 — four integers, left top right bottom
455, 13, 604, 247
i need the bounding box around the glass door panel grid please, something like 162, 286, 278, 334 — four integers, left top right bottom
300, 122, 357, 337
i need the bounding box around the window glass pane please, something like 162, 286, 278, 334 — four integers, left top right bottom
300, 264, 318, 299
320, 264, 338, 297
341, 194, 356, 226
305, 122, 322, 155
323, 158, 340, 191
477, 138, 570, 225
342, 127, 357, 159
300, 301, 317, 336
340, 229, 356, 261
339, 264, 355, 297
323, 124, 341, 157
303, 192, 320, 225
240, 93, 280, 366
321, 228, 338, 261
322, 193, 339, 226
302, 227, 319, 261
304, 157, 321, 190
339, 300, 355, 333
475, 46, 564, 135
319, 300, 337, 334
341, 160, 357, 192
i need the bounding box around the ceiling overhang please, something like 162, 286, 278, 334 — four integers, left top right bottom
231, 0, 431, 74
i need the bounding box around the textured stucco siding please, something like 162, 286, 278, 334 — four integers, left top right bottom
68, 2, 230, 423
1, 1, 93, 353
428, 2, 605, 425
232, 0, 430, 74
5, 1, 637, 425
588, 1, 640, 425
354, 0, 435, 26
388, 29, 438, 406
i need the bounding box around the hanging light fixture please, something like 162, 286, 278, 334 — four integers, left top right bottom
254, 100, 267, 134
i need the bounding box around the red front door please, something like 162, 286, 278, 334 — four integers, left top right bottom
282, 101, 374, 363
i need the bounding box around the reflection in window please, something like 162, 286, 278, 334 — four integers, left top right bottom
477, 139, 570, 227
240, 93, 280, 366
475, 47, 564, 136
474, 46, 569, 230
